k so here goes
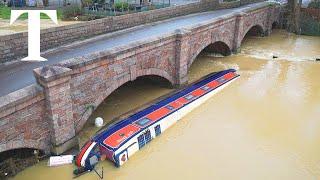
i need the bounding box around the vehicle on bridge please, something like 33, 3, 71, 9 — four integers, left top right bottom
74, 69, 240, 173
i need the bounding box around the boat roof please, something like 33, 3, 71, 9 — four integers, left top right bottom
93, 69, 237, 150
103, 124, 140, 148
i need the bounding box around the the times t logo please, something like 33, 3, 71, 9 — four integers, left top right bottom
10, 10, 58, 61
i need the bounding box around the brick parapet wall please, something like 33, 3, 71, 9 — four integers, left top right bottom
240, 0, 264, 5
0, 84, 44, 118
0, 0, 265, 64
219, 1, 241, 9
0, 84, 50, 153
301, 7, 320, 20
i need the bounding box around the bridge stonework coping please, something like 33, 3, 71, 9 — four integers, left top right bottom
0, 2, 281, 154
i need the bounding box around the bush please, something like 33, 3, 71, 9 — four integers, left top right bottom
300, 12, 320, 36
82, 0, 93, 7
62, 5, 83, 20
0, 5, 62, 19
308, 0, 320, 8
113, 2, 129, 11
0, 5, 10, 19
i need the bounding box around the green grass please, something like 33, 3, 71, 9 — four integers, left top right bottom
0, 5, 63, 20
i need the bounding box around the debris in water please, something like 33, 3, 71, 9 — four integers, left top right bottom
95, 117, 104, 127
48, 155, 74, 167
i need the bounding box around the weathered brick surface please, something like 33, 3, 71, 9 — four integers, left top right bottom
34, 66, 75, 147
301, 8, 320, 21
0, 85, 50, 153
0, 2, 280, 154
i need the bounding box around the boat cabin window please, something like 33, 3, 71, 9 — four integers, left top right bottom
135, 117, 151, 127
184, 94, 194, 100
155, 125, 161, 136
166, 105, 175, 110
201, 86, 210, 91
217, 77, 225, 83
90, 145, 100, 156
137, 134, 145, 148
144, 130, 152, 143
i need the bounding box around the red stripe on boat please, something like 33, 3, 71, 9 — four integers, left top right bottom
169, 101, 183, 109
103, 125, 140, 148
147, 107, 171, 121
76, 141, 93, 167
177, 97, 188, 104
224, 72, 235, 79
207, 81, 219, 88
192, 89, 205, 97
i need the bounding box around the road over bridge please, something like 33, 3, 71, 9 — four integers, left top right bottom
0, 1, 280, 154
1, 2, 274, 97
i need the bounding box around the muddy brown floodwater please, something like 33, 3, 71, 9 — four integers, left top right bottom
14, 29, 320, 180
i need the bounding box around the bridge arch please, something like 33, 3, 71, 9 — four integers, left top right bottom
75, 68, 174, 132
135, 68, 175, 85
188, 40, 232, 68
0, 147, 45, 178
0, 139, 47, 154
240, 24, 265, 44
272, 21, 279, 29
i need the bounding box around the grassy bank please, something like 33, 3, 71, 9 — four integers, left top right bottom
0, 5, 63, 19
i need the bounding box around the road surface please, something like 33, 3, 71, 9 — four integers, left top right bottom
0, 2, 268, 97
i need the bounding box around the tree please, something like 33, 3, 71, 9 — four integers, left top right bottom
287, 0, 302, 34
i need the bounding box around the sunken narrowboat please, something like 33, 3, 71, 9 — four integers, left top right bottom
75, 69, 239, 171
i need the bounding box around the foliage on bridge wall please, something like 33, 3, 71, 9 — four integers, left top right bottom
300, 8, 320, 36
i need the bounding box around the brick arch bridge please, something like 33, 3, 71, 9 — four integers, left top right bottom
75, 69, 176, 133
0, 3, 280, 154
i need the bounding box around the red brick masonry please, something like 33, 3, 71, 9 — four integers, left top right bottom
301, 8, 320, 21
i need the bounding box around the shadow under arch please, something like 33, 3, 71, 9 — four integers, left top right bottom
272, 21, 279, 29
0, 147, 45, 178
240, 24, 265, 44
76, 72, 174, 134
189, 41, 232, 68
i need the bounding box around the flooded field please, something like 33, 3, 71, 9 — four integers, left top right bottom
14, 29, 320, 180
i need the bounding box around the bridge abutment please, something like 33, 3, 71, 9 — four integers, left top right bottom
233, 13, 245, 53
34, 66, 77, 154
175, 29, 192, 87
